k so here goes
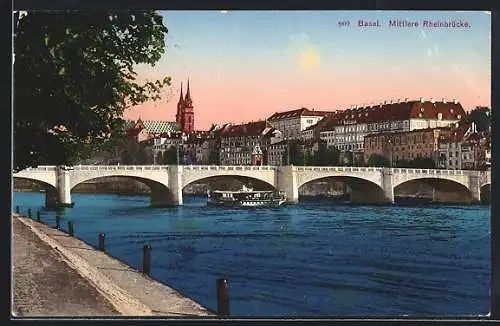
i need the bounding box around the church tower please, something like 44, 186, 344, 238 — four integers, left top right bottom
176, 82, 184, 127
182, 79, 195, 134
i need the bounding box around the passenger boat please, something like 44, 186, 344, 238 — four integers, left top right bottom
207, 185, 287, 208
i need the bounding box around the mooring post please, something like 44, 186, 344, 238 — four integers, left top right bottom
68, 221, 74, 237
15, 205, 19, 214
36, 211, 41, 222
98, 233, 105, 252
27, 208, 32, 219
217, 278, 230, 317
142, 244, 152, 276
55, 214, 61, 230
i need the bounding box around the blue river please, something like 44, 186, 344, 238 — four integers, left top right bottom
13, 191, 490, 317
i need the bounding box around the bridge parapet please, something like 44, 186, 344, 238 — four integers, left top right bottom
182, 165, 278, 171
295, 166, 383, 173
20, 166, 57, 171
72, 165, 169, 171
393, 168, 470, 176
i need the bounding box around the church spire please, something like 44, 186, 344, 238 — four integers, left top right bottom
178, 82, 184, 104
184, 78, 192, 106
176, 82, 184, 125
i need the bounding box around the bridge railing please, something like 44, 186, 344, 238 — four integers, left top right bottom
72, 165, 169, 171
295, 166, 383, 172
16, 166, 57, 172
182, 165, 278, 171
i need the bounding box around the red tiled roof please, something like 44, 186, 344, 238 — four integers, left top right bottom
268, 108, 333, 121
311, 100, 465, 132
440, 122, 471, 142
220, 120, 275, 137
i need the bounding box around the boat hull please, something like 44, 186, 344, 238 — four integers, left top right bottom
207, 198, 286, 208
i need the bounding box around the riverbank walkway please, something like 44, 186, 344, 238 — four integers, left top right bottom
12, 213, 213, 317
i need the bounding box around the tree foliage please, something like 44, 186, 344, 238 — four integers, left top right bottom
118, 137, 149, 165
460, 106, 491, 132
367, 154, 390, 167
14, 11, 170, 170
396, 157, 436, 169
310, 145, 340, 166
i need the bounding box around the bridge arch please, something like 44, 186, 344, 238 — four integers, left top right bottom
13, 176, 58, 207
12, 167, 57, 188
183, 175, 276, 192
394, 177, 473, 204
181, 166, 278, 190
298, 176, 388, 204
480, 183, 491, 205
71, 175, 174, 207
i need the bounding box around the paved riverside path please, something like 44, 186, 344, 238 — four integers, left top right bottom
12, 214, 213, 317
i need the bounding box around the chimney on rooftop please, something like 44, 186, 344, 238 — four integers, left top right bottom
442, 98, 447, 103
405, 98, 409, 102
397, 98, 401, 103
420, 97, 424, 103
355, 105, 359, 109
389, 99, 393, 104
431, 98, 435, 103
453, 98, 458, 104
383, 100, 387, 105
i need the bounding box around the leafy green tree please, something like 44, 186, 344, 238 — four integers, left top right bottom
408, 157, 436, 169
14, 11, 170, 171
118, 137, 148, 165
352, 153, 365, 167
162, 147, 180, 165
367, 154, 390, 167
342, 151, 354, 166
311, 145, 340, 166
394, 159, 410, 168
460, 106, 491, 132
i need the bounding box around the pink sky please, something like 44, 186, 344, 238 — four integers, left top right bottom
124, 69, 490, 130
124, 11, 491, 130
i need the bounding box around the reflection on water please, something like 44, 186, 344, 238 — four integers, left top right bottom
13, 192, 490, 317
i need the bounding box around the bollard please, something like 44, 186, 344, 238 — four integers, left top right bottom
98, 233, 105, 252
36, 211, 41, 222
142, 244, 152, 276
55, 215, 61, 230
15, 206, 19, 214
217, 278, 230, 317
28, 208, 32, 219
68, 221, 74, 237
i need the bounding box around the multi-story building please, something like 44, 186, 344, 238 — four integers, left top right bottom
219, 121, 278, 165
318, 98, 465, 155
182, 133, 211, 165
437, 122, 490, 170
150, 132, 184, 164
364, 127, 451, 166
267, 140, 288, 166
267, 108, 331, 140
267, 139, 325, 166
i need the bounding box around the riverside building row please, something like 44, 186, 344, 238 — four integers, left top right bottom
117, 98, 489, 170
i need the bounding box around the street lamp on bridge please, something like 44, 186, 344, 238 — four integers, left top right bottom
387, 139, 393, 168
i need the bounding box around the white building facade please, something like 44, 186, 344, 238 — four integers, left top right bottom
267, 108, 331, 140
317, 98, 465, 154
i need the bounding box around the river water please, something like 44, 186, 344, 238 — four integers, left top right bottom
13, 191, 490, 317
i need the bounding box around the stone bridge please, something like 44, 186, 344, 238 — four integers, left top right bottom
13, 165, 491, 207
